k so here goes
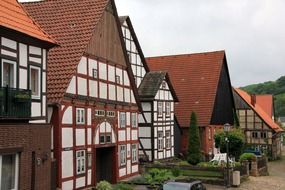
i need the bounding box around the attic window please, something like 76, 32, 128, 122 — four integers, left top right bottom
161, 81, 166, 89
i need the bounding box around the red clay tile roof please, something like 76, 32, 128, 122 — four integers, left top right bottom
256, 95, 274, 118
146, 51, 225, 127
23, 0, 109, 103
234, 88, 283, 133
1, 0, 56, 44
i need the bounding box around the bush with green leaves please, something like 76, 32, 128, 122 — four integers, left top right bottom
171, 168, 181, 177
187, 112, 201, 165
96, 180, 112, 190
239, 153, 256, 162
214, 128, 245, 159
144, 168, 174, 184
113, 183, 133, 190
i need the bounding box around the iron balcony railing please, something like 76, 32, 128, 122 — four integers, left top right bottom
0, 87, 31, 118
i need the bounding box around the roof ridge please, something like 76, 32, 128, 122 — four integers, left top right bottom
146, 50, 225, 59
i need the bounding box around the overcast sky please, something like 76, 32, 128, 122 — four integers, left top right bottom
115, 0, 285, 87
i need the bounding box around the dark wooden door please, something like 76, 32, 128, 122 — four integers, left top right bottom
96, 147, 114, 184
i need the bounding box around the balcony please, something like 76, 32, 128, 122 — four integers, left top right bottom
0, 87, 31, 119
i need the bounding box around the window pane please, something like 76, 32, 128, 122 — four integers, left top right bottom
3, 62, 15, 87
31, 68, 39, 96
1, 155, 16, 189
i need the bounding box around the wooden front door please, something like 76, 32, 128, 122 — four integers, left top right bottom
95, 146, 115, 184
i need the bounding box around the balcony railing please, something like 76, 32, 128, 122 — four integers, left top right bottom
0, 87, 31, 119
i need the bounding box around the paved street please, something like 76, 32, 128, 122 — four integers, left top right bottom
205, 148, 285, 190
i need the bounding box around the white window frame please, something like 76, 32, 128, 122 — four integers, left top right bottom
76, 108, 85, 124
165, 131, 171, 149
1, 59, 16, 88
76, 150, 86, 175
131, 144, 137, 163
95, 110, 105, 117
106, 111, 115, 117
30, 65, 41, 99
131, 113, 137, 128
166, 102, 171, 117
157, 131, 164, 150
119, 112, 126, 128
0, 154, 19, 190
119, 145, 126, 166
158, 102, 163, 117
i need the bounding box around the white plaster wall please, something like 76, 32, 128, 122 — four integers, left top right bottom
88, 58, 97, 77
124, 88, 130, 103
62, 150, 73, 178
1, 49, 16, 58
76, 129, 85, 146
62, 106, 73, 124
19, 43, 27, 67
126, 112, 130, 126
77, 77, 87, 96
2, 37, 17, 49
66, 76, 76, 94
99, 82, 107, 99
142, 103, 151, 111
119, 168, 126, 177
76, 177, 85, 188
117, 86, 123, 102
108, 84, 116, 100
19, 68, 27, 89
42, 72, 46, 93
106, 122, 111, 132
144, 113, 152, 123
132, 130, 138, 140
42, 95, 46, 117
123, 71, 130, 86
87, 108, 91, 125
108, 65, 115, 82
77, 57, 87, 75
139, 127, 151, 137
62, 180, 73, 190
87, 170, 92, 185
29, 45, 41, 55
95, 130, 99, 144
62, 128, 73, 148
99, 62, 107, 80
126, 128, 130, 141
29, 56, 41, 64
138, 114, 145, 123
140, 139, 151, 149
42, 49, 46, 70
87, 128, 92, 145
31, 102, 41, 117
132, 165, 138, 173
131, 91, 136, 103
118, 130, 126, 142
89, 80, 98, 97
127, 160, 131, 174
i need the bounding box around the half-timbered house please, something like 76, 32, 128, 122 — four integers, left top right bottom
24, 0, 140, 189
146, 51, 236, 160
0, 0, 56, 189
120, 17, 178, 161
233, 88, 283, 159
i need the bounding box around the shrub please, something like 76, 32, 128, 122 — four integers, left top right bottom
239, 153, 256, 162
96, 180, 112, 190
187, 112, 201, 165
144, 168, 174, 184
171, 168, 181, 177
113, 183, 133, 190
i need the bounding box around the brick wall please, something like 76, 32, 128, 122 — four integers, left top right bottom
0, 124, 51, 190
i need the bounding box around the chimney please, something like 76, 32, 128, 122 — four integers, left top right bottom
251, 94, 256, 106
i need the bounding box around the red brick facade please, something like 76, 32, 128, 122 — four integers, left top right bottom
0, 124, 51, 190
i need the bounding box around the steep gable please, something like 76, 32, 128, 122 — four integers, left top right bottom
146, 51, 229, 127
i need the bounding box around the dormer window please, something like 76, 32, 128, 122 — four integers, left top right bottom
30, 66, 41, 98
2, 59, 16, 88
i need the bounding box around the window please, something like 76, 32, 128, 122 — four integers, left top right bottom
106, 111, 115, 117
131, 113, 137, 128
106, 134, 111, 143
166, 102, 171, 117
119, 145, 126, 166
131, 144, 137, 163
30, 66, 40, 98
76, 150, 85, 174
157, 131, 164, 150
99, 133, 112, 144
99, 135, 105, 144
87, 153, 92, 168
161, 81, 166, 89
2, 59, 16, 88
92, 68, 98, 78
165, 131, 171, 149
116, 75, 120, 84
119, 112, 126, 128
261, 132, 267, 138
158, 102, 163, 117
95, 110, 105, 117
76, 108, 85, 124
0, 154, 19, 190
252, 132, 258, 138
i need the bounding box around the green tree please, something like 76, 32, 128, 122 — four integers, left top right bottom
214, 128, 245, 159
187, 112, 201, 165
